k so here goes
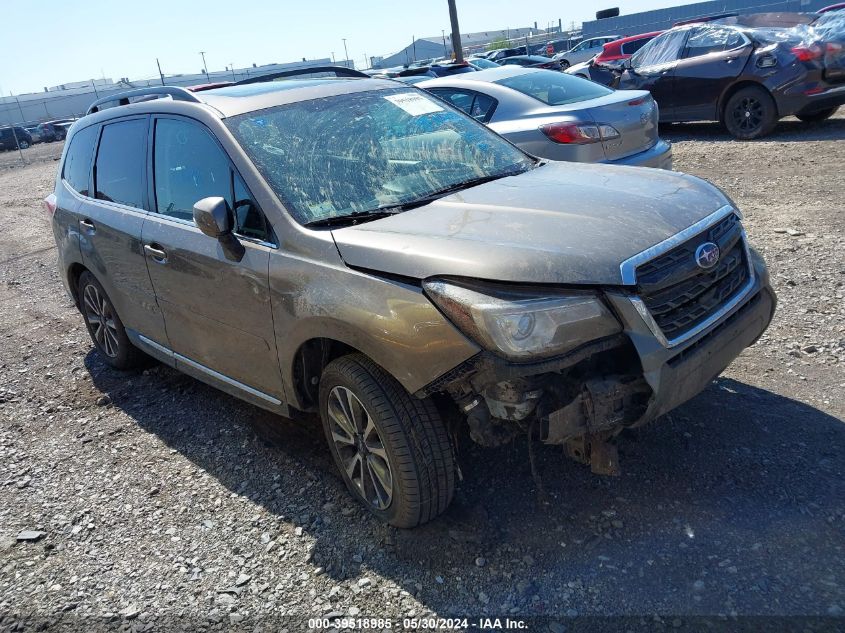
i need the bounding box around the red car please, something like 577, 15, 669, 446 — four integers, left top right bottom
594, 31, 664, 67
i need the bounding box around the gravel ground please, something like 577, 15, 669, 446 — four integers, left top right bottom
1, 113, 843, 632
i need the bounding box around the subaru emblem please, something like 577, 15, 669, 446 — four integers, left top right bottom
695, 242, 720, 269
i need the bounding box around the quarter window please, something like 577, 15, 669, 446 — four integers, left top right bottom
94, 119, 147, 208
62, 125, 98, 196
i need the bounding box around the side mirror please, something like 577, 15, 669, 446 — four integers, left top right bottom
192, 196, 245, 262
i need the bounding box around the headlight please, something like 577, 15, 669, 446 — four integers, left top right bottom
423, 279, 622, 361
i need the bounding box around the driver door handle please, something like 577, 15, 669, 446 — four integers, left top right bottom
79, 218, 96, 233
144, 243, 168, 263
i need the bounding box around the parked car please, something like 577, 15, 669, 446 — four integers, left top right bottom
543, 39, 574, 56
466, 57, 501, 70
554, 35, 621, 68
0, 126, 32, 150
615, 20, 845, 138
420, 66, 671, 168
488, 47, 525, 61
498, 55, 563, 71
47, 80, 774, 526
566, 32, 664, 84
37, 122, 69, 142
396, 61, 476, 79
25, 126, 44, 144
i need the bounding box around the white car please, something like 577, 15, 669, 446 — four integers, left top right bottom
564, 58, 595, 79
554, 35, 619, 69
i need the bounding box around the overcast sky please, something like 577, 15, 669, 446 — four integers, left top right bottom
0, 0, 693, 95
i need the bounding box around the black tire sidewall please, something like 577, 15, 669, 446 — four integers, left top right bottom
78, 271, 139, 370
319, 361, 414, 526
723, 86, 777, 140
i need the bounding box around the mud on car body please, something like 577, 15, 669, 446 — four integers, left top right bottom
46, 77, 775, 527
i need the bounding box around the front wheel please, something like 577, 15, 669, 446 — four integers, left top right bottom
559, 60, 570, 70
796, 107, 838, 123
319, 354, 455, 528
723, 85, 778, 139
18, 140, 30, 149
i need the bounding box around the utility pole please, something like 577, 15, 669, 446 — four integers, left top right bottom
156, 58, 166, 86
4, 93, 24, 162
199, 51, 210, 81
442, 29, 447, 55
447, 0, 464, 62
90, 79, 99, 99
13, 94, 26, 122
229, 63, 236, 81
342, 38, 349, 65
331, 51, 336, 63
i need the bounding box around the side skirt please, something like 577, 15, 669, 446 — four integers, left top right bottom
127, 329, 291, 417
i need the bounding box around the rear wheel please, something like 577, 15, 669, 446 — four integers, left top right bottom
18, 140, 30, 149
78, 271, 148, 370
723, 85, 778, 139
560, 60, 571, 70
319, 354, 455, 528
796, 107, 838, 123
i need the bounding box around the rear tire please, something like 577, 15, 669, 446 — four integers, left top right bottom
796, 107, 838, 123
18, 140, 30, 149
78, 271, 148, 370
560, 60, 571, 70
319, 354, 455, 528
722, 85, 778, 139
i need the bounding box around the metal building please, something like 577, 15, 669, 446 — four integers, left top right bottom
582, 0, 832, 37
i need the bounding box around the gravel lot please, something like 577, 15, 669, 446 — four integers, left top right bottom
1, 113, 844, 631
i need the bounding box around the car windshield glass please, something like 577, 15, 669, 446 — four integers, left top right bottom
495, 70, 613, 105
225, 88, 533, 225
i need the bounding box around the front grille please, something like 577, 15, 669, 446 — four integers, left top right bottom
634, 213, 750, 341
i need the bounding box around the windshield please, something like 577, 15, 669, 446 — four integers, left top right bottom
226, 88, 533, 225
495, 70, 613, 105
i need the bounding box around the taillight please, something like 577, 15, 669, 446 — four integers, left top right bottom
791, 44, 823, 62
627, 95, 651, 106
43, 194, 57, 218
540, 122, 621, 144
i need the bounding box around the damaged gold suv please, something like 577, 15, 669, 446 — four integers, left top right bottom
47, 75, 775, 527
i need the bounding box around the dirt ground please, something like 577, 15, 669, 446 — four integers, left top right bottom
1, 113, 843, 631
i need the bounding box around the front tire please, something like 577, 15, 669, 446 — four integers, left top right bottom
796, 107, 838, 123
560, 60, 570, 70
723, 85, 778, 139
78, 271, 148, 370
18, 140, 30, 149
319, 354, 455, 528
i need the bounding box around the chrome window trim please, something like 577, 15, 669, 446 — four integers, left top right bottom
145, 212, 278, 249
619, 204, 756, 348
137, 334, 282, 405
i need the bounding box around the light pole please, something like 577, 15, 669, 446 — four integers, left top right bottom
442, 29, 447, 56
331, 51, 336, 63
199, 51, 210, 81
342, 38, 349, 67
229, 63, 236, 81
447, 0, 464, 63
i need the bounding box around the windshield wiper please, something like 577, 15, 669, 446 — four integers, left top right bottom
379, 170, 528, 213
303, 209, 400, 229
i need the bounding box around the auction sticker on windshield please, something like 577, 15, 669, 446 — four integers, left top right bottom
384, 93, 444, 116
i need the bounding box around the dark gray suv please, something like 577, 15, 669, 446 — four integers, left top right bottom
46, 78, 775, 527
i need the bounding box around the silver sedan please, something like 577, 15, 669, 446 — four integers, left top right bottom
418, 66, 672, 169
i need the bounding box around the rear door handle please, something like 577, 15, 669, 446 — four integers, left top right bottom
79, 218, 96, 233
144, 243, 168, 264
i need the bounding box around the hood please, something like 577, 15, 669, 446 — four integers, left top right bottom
331, 162, 731, 285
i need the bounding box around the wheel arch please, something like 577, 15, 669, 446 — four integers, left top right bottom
718, 80, 779, 123
67, 262, 89, 310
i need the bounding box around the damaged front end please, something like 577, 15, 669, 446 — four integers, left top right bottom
418, 329, 654, 476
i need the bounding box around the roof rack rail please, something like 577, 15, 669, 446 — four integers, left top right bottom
234, 65, 369, 85
86, 86, 202, 115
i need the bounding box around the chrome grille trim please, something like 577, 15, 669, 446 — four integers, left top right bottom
619, 205, 756, 349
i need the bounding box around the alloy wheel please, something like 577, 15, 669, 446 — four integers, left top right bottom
731, 96, 764, 133
327, 386, 394, 510
83, 283, 120, 358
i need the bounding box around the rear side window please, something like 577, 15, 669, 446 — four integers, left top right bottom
621, 37, 653, 56
62, 125, 98, 196
427, 88, 497, 122
95, 119, 147, 208
496, 70, 613, 105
